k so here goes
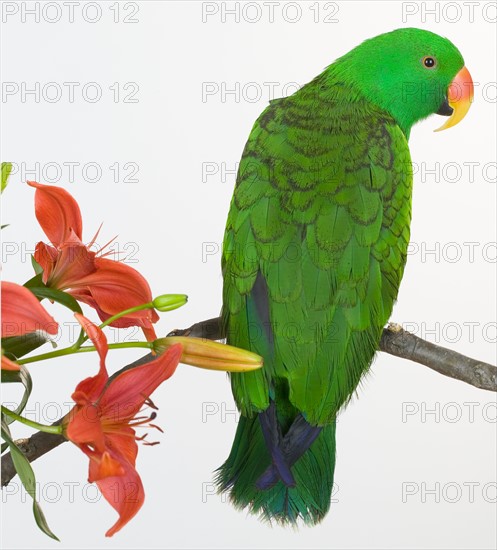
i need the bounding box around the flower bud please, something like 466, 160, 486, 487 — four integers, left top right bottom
152, 294, 188, 312
154, 336, 263, 373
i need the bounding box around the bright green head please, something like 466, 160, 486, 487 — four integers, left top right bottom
329, 28, 473, 136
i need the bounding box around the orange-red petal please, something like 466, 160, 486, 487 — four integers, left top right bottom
75, 313, 108, 364
66, 404, 106, 452
42, 240, 97, 289
140, 322, 158, 343
1, 355, 21, 371
69, 257, 159, 341
92, 451, 126, 481
96, 453, 145, 537
1, 281, 58, 337
98, 344, 182, 423
33, 242, 59, 284
71, 314, 109, 403
28, 181, 83, 245
103, 428, 139, 467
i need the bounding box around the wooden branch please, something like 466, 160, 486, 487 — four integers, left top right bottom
2, 318, 495, 488
1, 431, 66, 487
169, 317, 497, 392
380, 323, 496, 391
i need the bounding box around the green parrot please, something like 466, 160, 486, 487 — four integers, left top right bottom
216, 28, 473, 524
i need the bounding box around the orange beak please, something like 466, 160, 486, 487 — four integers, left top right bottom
435, 66, 474, 132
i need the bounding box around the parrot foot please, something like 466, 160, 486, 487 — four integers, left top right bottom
256, 413, 322, 490
257, 401, 296, 489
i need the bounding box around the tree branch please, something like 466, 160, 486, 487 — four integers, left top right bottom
379, 323, 496, 391
1, 430, 66, 487
168, 318, 497, 392
2, 318, 495, 488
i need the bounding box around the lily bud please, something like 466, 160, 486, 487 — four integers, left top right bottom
154, 336, 263, 373
152, 294, 188, 312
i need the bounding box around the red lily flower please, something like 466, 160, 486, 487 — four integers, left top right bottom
28, 181, 159, 341
64, 314, 182, 537
1, 282, 58, 370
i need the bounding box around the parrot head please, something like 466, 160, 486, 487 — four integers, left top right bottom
332, 28, 473, 135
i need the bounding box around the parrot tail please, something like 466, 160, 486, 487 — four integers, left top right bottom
214, 407, 337, 525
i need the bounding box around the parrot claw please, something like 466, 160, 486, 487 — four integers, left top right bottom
257, 401, 296, 488
256, 408, 322, 490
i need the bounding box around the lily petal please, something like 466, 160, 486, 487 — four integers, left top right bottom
71, 314, 109, 402
75, 313, 108, 363
95, 451, 145, 537
1, 281, 58, 337
1, 355, 21, 371
66, 405, 106, 452
33, 242, 59, 283
104, 427, 139, 467
98, 344, 182, 422
93, 451, 126, 481
40, 239, 97, 289
72, 257, 159, 340
28, 181, 83, 245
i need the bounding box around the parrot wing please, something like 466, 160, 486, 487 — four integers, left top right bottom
222, 91, 412, 425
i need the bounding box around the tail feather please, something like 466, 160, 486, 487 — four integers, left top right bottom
215, 414, 336, 525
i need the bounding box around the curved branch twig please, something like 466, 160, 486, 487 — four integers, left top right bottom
380, 323, 496, 391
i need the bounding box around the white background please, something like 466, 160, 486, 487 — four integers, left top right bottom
1, 1, 496, 549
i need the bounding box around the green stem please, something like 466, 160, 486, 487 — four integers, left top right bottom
18, 341, 154, 365
99, 304, 153, 330
71, 327, 86, 350
1, 406, 63, 434
74, 303, 153, 348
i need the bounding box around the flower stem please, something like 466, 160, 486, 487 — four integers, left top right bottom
98, 303, 153, 330
75, 303, 153, 348
71, 327, 87, 350
1, 406, 63, 434
18, 341, 154, 365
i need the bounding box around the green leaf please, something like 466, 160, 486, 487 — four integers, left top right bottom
25, 278, 83, 314
2, 332, 50, 360
1, 365, 33, 424
31, 256, 43, 275
30, 286, 83, 314
23, 273, 44, 289
1, 420, 59, 540
1, 162, 12, 193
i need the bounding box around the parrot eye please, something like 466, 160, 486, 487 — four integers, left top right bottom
422, 56, 437, 69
